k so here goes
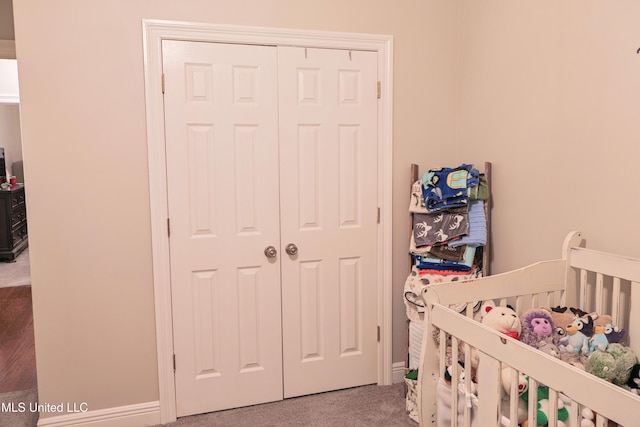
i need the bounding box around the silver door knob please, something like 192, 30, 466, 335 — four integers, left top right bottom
285, 243, 298, 256
264, 246, 277, 258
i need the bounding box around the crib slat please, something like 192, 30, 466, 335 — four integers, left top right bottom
566, 400, 579, 427
531, 293, 539, 310
507, 367, 519, 425
438, 329, 446, 386
579, 269, 588, 311
418, 310, 443, 427
463, 342, 473, 427
476, 352, 502, 426
451, 336, 459, 427
527, 379, 538, 427
547, 388, 558, 427
595, 413, 607, 427
612, 277, 621, 326
595, 272, 604, 315
630, 280, 640, 366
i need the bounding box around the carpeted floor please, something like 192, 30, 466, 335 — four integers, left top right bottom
0, 247, 30, 288
0, 389, 39, 427
158, 383, 417, 427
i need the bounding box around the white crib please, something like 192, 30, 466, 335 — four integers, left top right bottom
418, 231, 640, 427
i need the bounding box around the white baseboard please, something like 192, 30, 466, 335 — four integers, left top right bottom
392, 361, 407, 384
37, 401, 160, 427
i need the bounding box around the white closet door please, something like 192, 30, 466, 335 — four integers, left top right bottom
278, 46, 379, 398
162, 40, 283, 417
162, 40, 380, 417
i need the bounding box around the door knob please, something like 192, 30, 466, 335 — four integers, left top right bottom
264, 246, 277, 258
285, 243, 298, 256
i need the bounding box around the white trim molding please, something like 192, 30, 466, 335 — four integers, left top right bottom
37, 401, 160, 427
142, 19, 394, 424
392, 361, 408, 384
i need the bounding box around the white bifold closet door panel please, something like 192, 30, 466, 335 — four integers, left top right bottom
162, 40, 378, 418
162, 40, 283, 417
278, 46, 379, 398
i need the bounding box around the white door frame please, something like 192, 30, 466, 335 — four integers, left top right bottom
142, 19, 394, 424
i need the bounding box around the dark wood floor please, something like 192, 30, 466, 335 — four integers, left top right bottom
0, 285, 37, 393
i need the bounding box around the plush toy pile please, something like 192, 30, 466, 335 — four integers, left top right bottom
517, 306, 638, 426
438, 303, 639, 427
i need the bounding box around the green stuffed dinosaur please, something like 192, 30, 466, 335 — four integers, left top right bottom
520, 377, 569, 427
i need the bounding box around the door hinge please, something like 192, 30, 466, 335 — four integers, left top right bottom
377, 81, 381, 99
173, 354, 176, 372
377, 326, 381, 342
167, 218, 171, 237
161, 73, 166, 94
377, 207, 381, 224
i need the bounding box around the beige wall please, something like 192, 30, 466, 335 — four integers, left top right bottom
16, 0, 638, 418
12, 0, 459, 415
456, 2, 640, 273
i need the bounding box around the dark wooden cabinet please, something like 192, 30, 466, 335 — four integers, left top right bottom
0, 184, 28, 261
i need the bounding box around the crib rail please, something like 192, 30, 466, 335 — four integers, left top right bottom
421, 258, 568, 308
431, 304, 640, 426
418, 232, 640, 427
568, 246, 640, 361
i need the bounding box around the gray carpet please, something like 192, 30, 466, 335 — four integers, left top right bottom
0, 388, 39, 427
0, 247, 30, 288
160, 383, 416, 427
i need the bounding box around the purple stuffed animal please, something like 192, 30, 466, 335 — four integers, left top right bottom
520, 308, 558, 356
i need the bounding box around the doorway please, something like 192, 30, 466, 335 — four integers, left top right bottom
0, 47, 38, 427
143, 21, 394, 424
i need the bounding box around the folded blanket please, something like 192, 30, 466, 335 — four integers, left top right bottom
469, 174, 490, 200
408, 180, 428, 213
422, 164, 479, 212
414, 246, 477, 272
413, 211, 469, 247
449, 200, 486, 247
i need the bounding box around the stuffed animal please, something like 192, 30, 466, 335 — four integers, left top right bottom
545, 306, 578, 343
585, 350, 617, 382
520, 308, 558, 356
471, 303, 522, 368
482, 303, 522, 339
604, 323, 625, 344
544, 307, 590, 368
589, 327, 609, 352
627, 363, 640, 394
606, 343, 637, 386
472, 303, 527, 399
558, 394, 596, 427
433, 300, 494, 370
588, 324, 609, 353
559, 315, 593, 354
583, 311, 612, 329
558, 351, 588, 371
520, 378, 569, 427
537, 341, 561, 358
586, 343, 637, 386
499, 366, 528, 397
